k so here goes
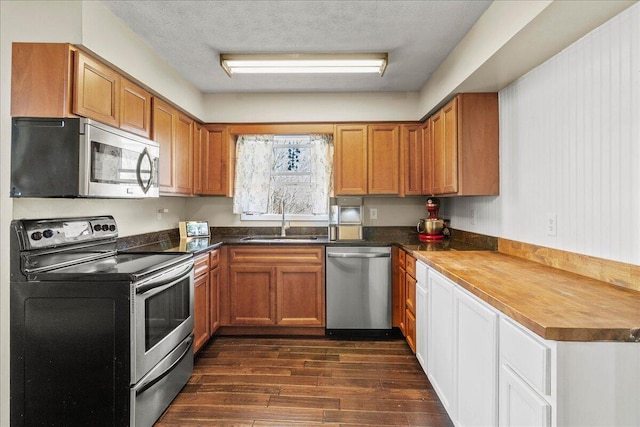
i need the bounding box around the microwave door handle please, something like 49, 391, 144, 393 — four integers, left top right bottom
136, 148, 153, 194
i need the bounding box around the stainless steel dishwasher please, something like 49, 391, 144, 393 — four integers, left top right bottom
326, 246, 392, 333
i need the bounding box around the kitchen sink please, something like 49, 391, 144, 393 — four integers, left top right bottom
241, 235, 320, 243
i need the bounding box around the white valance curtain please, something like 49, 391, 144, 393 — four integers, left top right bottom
232, 134, 333, 215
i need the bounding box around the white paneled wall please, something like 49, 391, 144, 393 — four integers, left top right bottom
446, 3, 639, 265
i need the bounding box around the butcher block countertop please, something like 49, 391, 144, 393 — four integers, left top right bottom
413, 250, 640, 342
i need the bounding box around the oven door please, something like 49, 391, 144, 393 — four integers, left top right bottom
133, 259, 194, 384
80, 120, 159, 198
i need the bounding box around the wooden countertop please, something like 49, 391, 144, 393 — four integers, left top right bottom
413, 251, 640, 342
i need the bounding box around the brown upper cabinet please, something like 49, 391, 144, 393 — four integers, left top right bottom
368, 124, 400, 194
425, 93, 499, 196
400, 124, 424, 196
12, 43, 152, 139
74, 50, 120, 128
152, 98, 193, 195
421, 119, 434, 195
119, 77, 152, 138
334, 124, 368, 195
194, 125, 229, 196
334, 124, 400, 195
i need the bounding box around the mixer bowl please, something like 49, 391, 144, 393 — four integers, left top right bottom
417, 219, 444, 235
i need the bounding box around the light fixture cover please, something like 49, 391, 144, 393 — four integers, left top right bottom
220, 53, 388, 76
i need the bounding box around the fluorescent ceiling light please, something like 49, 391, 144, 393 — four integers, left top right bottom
220, 53, 388, 76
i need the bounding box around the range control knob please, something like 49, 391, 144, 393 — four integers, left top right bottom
42, 229, 54, 238
94, 224, 102, 232
109, 224, 116, 232
31, 231, 43, 241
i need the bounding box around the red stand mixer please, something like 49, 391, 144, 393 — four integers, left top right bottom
417, 197, 444, 241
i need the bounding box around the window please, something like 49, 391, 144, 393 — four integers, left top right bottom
233, 134, 333, 221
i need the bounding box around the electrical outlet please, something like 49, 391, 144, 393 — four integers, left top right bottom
546, 213, 557, 236
370, 208, 378, 220
470, 209, 476, 225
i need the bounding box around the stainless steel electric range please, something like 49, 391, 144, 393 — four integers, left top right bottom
10, 216, 194, 427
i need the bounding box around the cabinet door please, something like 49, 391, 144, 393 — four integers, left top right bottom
499, 365, 551, 427
431, 110, 445, 194
175, 112, 194, 194
441, 97, 459, 194
193, 123, 206, 195
209, 264, 220, 334
193, 271, 210, 353
229, 265, 277, 326
368, 124, 399, 194
276, 265, 325, 326
74, 51, 120, 127
120, 78, 151, 138
201, 126, 229, 195
152, 98, 176, 192
400, 124, 423, 196
427, 270, 455, 413
11, 43, 74, 117
334, 125, 367, 195
398, 264, 407, 335
405, 309, 416, 353
405, 270, 416, 353
454, 287, 499, 427
421, 119, 433, 195
391, 247, 404, 330
415, 274, 428, 373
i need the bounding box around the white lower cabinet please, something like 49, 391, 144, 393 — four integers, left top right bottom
415, 261, 428, 373
454, 287, 499, 426
427, 269, 455, 414
500, 364, 551, 427
423, 266, 640, 427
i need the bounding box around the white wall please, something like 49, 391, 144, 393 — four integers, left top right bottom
445, 3, 640, 265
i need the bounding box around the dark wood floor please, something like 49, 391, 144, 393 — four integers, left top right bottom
155, 336, 453, 426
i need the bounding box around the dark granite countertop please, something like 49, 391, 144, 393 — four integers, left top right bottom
119, 226, 496, 255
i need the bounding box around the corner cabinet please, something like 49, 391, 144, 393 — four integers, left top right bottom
227, 246, 325, 329
425, 93, 499, 196
334, 124, 400, 195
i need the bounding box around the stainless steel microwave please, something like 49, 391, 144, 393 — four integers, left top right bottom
11, 117, 159, 198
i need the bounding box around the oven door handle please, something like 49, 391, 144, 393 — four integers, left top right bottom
135, 262, 193, 295
134, 335, 194, 395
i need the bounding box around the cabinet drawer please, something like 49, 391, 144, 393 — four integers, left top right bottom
398, 249, 406, 267
405, 254, 416, 278
229, 246, 323, 265
194, 254, 210, 278
209, 249, 220, 268
500, 318, 551, 396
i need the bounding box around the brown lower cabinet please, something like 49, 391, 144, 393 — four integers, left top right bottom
193, 248, 221, 353
393, 247, 416, 353
226, 246, 325, 328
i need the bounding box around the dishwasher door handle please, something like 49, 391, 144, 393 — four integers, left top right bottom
327, 252, 390, 258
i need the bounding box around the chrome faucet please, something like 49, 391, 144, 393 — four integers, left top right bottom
280, 199, 289, 237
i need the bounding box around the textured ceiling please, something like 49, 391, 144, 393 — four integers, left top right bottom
100, 0, 493, 93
